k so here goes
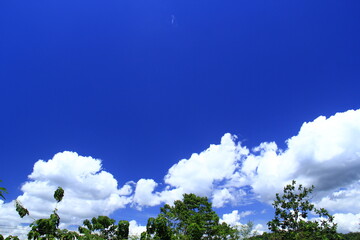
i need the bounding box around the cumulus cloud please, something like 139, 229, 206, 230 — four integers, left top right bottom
235, 109, 360, 232
129, 220, 146, 237
132, 133, 249, 209
164, 133, 243, 196
233, 110, 360, 201
220, 210, 265, 236
333, 213, 360, 233
132, 179, 161, 208
220, 210, 253, 226
220, 210, 241, 226
0, 151, 132, 234
143, 109, 360, 210
155, 108, 360, 232
0, 200, 31, 238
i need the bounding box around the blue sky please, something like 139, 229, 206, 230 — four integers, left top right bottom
1, 0, 360, 237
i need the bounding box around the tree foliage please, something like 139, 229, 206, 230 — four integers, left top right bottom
24, 188, 63, 239
15, 200, 29, 218
78, 215, 130, 239
266, 180, 340, 239
238, 221, 257, 239
54, 187, 64, 203
142, 193, 238, 240
0, 180, 7, 200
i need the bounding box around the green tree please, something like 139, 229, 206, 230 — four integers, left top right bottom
117, 220, 130, 239
238, 221, 257, 239
79, 216, 115, 239
26, 187, 64, 239
56, 229, 80, 240
4, 236, 20, 240
78, 216, 130, 240
339, 232, 360, 240
14, 187, 83, 239
267, 180, 340, 239
144, 193, 238, 240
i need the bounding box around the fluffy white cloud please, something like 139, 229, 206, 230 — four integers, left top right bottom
238, 109, 360, 206
129, 220, 146, 237
220, 210, 254, 226
164, 134, 245, 197
220, 210, 265, 236
212, 188, 235, 208
119, 109, 360, 223
333, 213, 360, 233
132, 179, 161, 208
0, 151, 132, 233
315, 184, 360, 213
221, 210, 241, 226
0, 200, 31, 238
132, 133, 249, 208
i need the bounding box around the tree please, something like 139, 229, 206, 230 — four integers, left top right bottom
267, 180, 340, 239
14, 187, 130, 240
25, 187, 64, 239
2, 236, 20, 240
78, 216, 131, 240
15, 187, 83, 239
238, 221, 257, 239
143, 193, 238, 240
117, 220, 130, 239
78, 216, 129, 239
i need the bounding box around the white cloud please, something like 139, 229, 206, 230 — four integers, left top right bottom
238, 109, 360, 206
221, 210, 241, 226
164, 134, 244, 196
0, 200, 31, 238
220, 210, 254, 226
212, 188, 235, 208
0, 151, 132, 234
132, 179, 161, 208
137, 109, 360, 212
220, 210, 264, 237
333, 213, 360, 233
217, 109, 360, 233
132, 133, 249, 209
315, 184, 360, 213
129, 220, 146, 237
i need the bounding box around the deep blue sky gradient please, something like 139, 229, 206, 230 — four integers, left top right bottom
1, 0, 360, 222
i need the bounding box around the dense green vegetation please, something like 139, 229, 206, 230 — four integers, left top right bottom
140, 193, 238, 240
0, 180, 359, 239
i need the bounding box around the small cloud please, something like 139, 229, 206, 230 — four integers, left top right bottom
129, 220, 146, 237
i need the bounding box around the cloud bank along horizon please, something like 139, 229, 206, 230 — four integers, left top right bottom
1, 108, 360, 236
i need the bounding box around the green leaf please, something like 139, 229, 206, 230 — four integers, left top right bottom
15, 200, 29, 218
0, 180, 8, 200
54, 187, 64, 203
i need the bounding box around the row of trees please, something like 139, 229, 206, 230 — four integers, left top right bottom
1, 180, 359, 239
